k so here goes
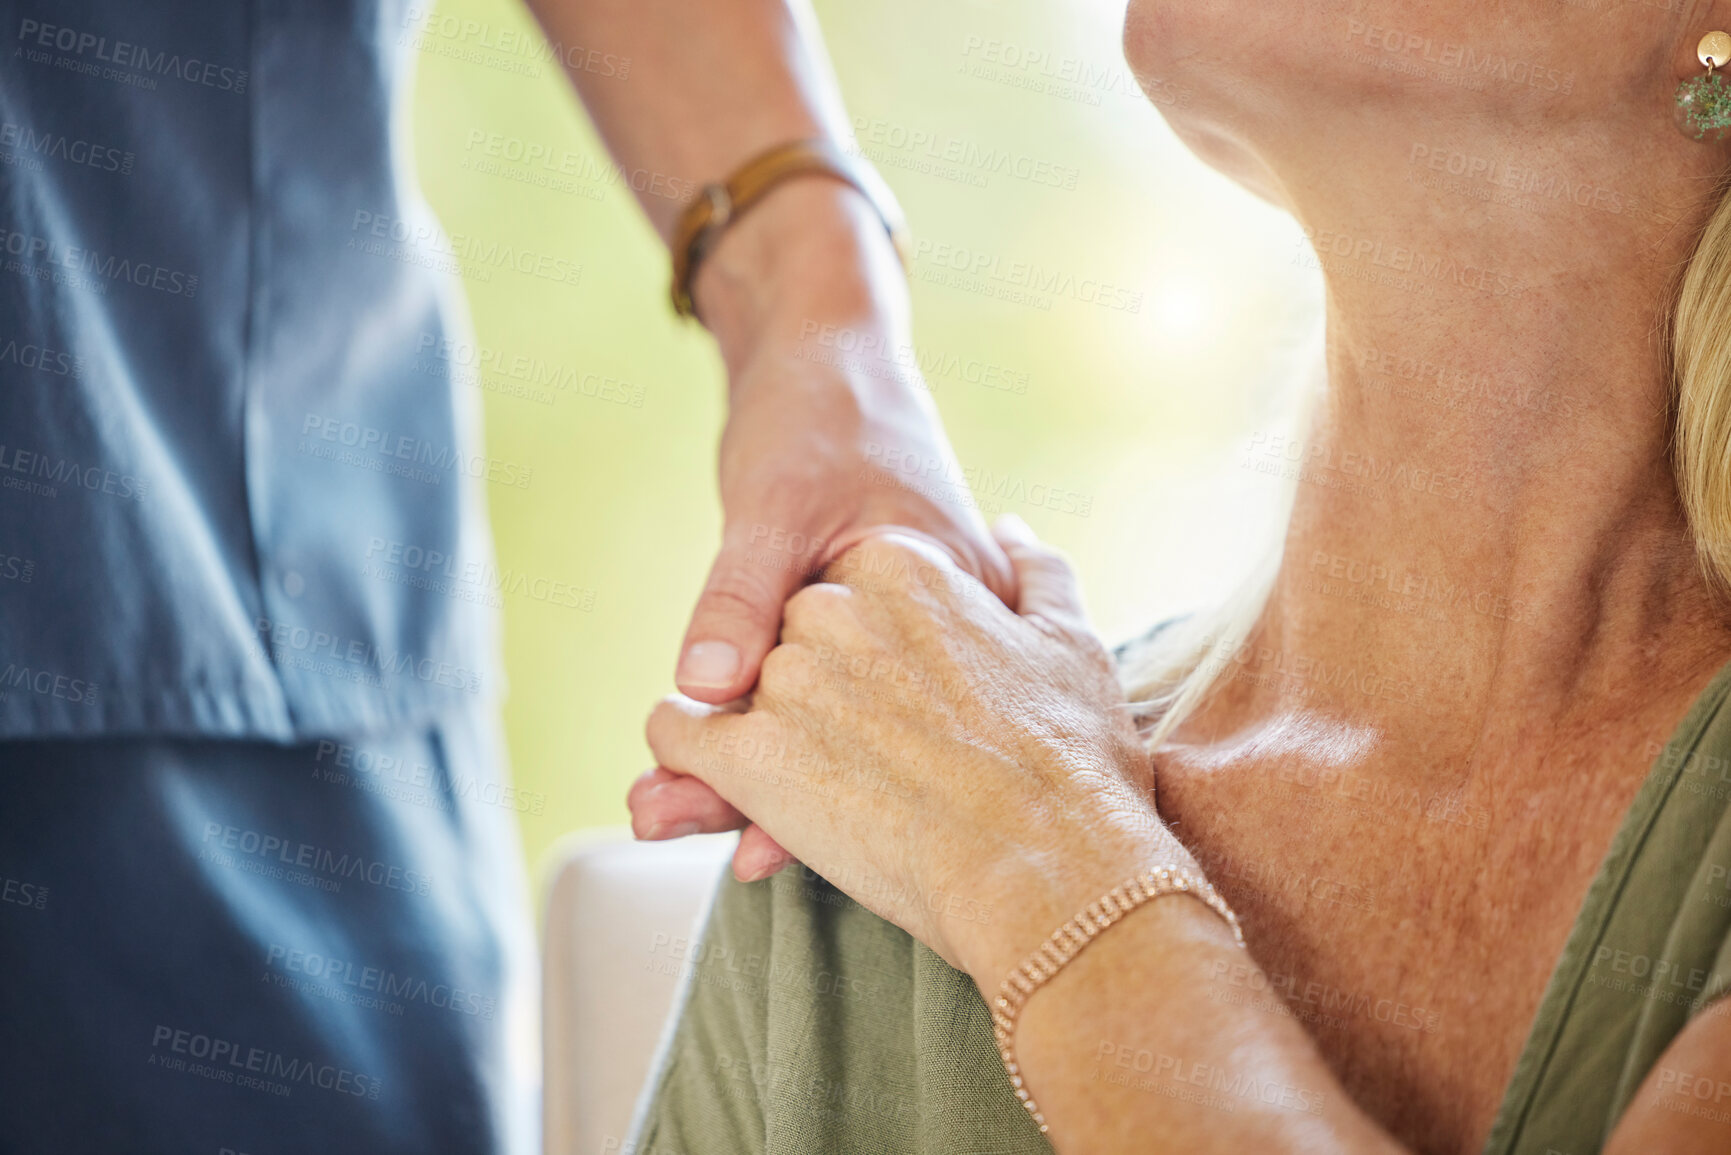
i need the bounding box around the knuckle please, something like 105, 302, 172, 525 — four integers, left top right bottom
869, 533, 929, 568
644, 696, 684, 757
836, 534, 943, 593
758, 643, 818, 691
782, 582, 852, 637
1019, 547, 1069, 581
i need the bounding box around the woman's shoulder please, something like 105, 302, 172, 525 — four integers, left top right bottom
629, 865, 1051, 1155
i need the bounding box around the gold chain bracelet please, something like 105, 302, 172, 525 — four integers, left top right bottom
990, 865, 1246, 1134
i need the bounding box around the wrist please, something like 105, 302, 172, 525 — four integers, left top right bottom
959, 828, 1209, 993
690, 178, 912, 379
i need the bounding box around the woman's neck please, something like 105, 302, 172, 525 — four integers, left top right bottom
1210, 136, 1731, 761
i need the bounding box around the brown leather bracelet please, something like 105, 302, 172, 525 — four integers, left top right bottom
669, 138, 911, 320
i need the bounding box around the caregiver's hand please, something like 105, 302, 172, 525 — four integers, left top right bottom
671, 188, 1017, 701
645, 518, 1195, 985
643, 185, 1018, 879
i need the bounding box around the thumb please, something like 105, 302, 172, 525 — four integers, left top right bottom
676, 531, 807, 703
991, 514, 1088, 631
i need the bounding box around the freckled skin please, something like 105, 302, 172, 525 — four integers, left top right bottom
1116, 1, 1731, 1148
652, 531, 1180, 976
640, 2, 1731, 1151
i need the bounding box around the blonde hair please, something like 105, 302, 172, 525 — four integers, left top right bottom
1123, 179, 1731, 745
1673, 172, 1731, 586
1117, 552, 1282, 747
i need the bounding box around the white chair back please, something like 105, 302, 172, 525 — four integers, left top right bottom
540, 830, 734, 1155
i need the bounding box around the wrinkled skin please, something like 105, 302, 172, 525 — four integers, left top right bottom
643, 524, 1184, 982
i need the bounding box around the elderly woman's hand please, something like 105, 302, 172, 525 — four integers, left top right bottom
642, 517, 1194, 985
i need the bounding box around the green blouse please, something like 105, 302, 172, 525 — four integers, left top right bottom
630, 660, 1731, 1154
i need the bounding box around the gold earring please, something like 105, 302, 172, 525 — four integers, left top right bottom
1677, 31, 1731, 140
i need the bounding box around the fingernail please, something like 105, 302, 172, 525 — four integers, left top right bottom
644, 820, 700, 841
677, 641, 741, 689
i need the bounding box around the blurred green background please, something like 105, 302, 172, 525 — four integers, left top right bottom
408, 0, 1322, 900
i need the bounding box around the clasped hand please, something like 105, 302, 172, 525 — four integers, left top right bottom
635, 521, 1188, 986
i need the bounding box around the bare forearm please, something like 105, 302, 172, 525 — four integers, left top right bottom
520, 0, 893, 361
522, 0, 848, 237
999, 899, 1403, 1154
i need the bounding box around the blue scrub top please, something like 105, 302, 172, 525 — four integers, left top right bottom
0, 0, 502, 738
